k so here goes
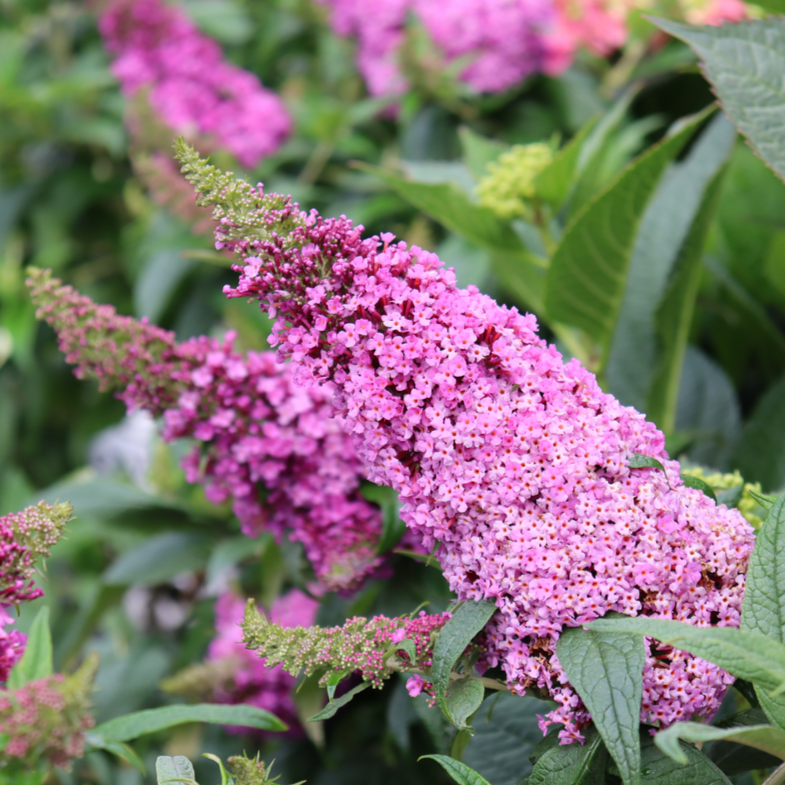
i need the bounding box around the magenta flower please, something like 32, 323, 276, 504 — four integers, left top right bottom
99, 0, 291, 168
28, 269, 390, 591
177, 147, 754, 743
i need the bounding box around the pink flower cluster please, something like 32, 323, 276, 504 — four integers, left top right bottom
0, 502, 71, 683
316, 0, 746, 95
206, 590, 318, 730
28, 269, 387, 591
195, 167, 755, 742
0, 656, 97, 770
99, 0, 291, 168
316, 0, 552, 96
242, 604, 450, 690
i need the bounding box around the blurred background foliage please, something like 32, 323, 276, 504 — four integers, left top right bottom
0, 0, 784, 783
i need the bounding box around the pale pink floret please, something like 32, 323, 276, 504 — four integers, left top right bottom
220, 193, 755, 743
99, 0, 291, 167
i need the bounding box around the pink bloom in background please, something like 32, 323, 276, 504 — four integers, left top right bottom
99, 0, 291, 167
316, 0, 748, 94
207, 590, 318, 730
28, 270, 392, 592
187, 160, 755, 743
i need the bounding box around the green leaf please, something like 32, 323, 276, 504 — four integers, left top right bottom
419, 754, 493, 785
647, 164, 729, 434
747, 0, 785, 12
432, 600, 497, 726
635, 734, 732, 785
103, 532, 214, 586
716, 485, 744, 508
463, 693, 553, 785
445, 677, 485, 732
680, 475, 718, 502
529, 726, 606, 785
308, 682, 370, 722
750, 490, 779, 510
534, 116, 599, 210
732, 375, 785, 491
156, 756, 195, 785
588, 616, 785, 694
557, 623, 645, 785
628, 453, 667, 472
604, 113, 736, 412
651, 18, 785, 183
92, 703, 287, 743
91, 740, 146, 774
655, 721, 785, 764
8, 606, 52, 689
741, 495, 785, 728
459, 127, 509, 182
545, 108, 710, 358
709, 709, 783, 775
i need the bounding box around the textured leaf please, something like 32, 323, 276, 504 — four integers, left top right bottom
529, 726, 606, 785
445, 677, 485, 731
557, 624, 645, 785
680, 475, 718, 502
156, 756, 195, 785
432, 600, 497, 726
655, 721, 785, 763
92, 703, 286, 743
636, 736, 732, 785
709, 709, 783, 774
463, 693, 552, 785
652, 18, 785, 182
732, 375, 785, 491
308, 682, 370, 721
588, 616, 785, 693
419, 755, 493, 785
545, 109, 709, 353
604, 113, 736, 410
647, 164, 728, 434
8, 606, 52, 689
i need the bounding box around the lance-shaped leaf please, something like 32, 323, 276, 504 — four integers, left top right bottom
445, 676, 485, 732
604, 113, 736, 410
544, 108, 711, 359
647, 164, 730, 434
557, 624, 645, 785
309, 682, 370, 722
634, 735, 732, 785
709, 709, 784, 775
432, 600, 497, 726
529, 726, 606, 785
588, 616, 785, 694
90, 703, 286, 745
419, 755, 493, 785
652, 18, 785, 183
655, 721, 785, 764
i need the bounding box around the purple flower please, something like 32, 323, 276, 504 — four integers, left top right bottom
183, 153, 755, 742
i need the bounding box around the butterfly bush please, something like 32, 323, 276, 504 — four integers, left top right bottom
177, 143, 755, 743
27, 269, 389, 592
99, 0, 291, 168
316, 0, 746, 97
0, 653, 97, 770
0, 502, 71, 683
